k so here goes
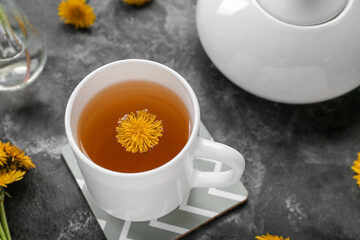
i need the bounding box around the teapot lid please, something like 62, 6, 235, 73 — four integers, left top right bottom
258, 0, 348, 26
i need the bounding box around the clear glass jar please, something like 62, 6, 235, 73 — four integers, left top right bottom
0, 0, 47, 91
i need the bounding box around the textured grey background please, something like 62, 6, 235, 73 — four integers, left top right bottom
0, 0, 360, 239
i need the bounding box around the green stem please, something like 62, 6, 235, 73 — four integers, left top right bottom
0, 221, 7, 240
0, 6, 20, 48
0, 194, 10, 240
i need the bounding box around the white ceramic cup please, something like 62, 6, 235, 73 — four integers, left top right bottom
65, 59, 245, 221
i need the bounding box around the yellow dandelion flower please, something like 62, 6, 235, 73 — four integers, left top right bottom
58, 0, 96, 29
116, 109, 163, 153
122, 0, 151, 7
352, 153, 360, 188
256, 233, 290, 240
1, 141, 35, 170
14, 153, 35, 170
0, 148, 6, 167
3, 141, 22, 157
0, 169, 26, 188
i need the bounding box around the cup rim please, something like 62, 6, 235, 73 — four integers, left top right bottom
64, 59, 200, 177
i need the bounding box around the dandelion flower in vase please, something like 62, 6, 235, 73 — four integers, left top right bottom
256, 233, 290, 240
58, 0, 96, 29
116, 109, 163, 153
352, 153, 360, 188
122, 0, 151, 7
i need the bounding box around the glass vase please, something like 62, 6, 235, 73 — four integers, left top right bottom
0, 0, 47, 91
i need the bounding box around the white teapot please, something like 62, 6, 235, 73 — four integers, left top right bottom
196, 0, 360, 103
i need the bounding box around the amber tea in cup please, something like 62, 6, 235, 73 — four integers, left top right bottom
65, 59, 245, 221
77, 80, 191, 173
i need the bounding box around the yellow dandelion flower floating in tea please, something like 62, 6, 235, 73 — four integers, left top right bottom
58, 0, 96, 29
256, 233, 290, 240
116, 109, 163, 153
122, 0, 151, 7
352, 153, 360, 188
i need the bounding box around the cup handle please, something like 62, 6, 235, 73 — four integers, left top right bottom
191, 137, 245, 188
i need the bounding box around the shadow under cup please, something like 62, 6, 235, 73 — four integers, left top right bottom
65, 59, 201, 221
